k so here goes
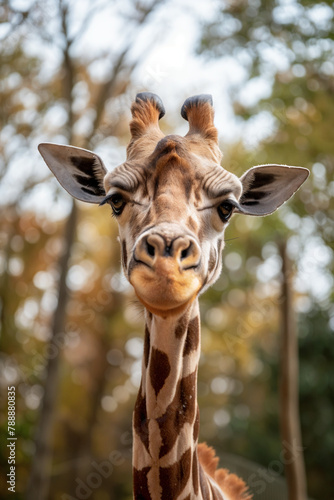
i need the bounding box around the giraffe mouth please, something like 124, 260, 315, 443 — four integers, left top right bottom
129, 257, 202, 314
133, 254, 200, 272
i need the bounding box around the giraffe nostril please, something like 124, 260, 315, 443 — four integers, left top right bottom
135, 232, 201, 270
181, 244, 191, 261
177, 239, 201, 270
146, 241, 155, 257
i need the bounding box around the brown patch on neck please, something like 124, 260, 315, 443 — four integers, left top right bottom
144, 325, 150, 368
149, 348, 171, 397
175, 313, 190, 338
159, 447, 192, 499
192, 449, 199, 495
133, 386, 149, 453
157, 369, 197, 458
193, 405, 200, 442
133, 466, 151, 500
183, 316, 200, 356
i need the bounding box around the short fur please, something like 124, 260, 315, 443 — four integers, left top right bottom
39, 92, 309, 500
198, 443, 252, 500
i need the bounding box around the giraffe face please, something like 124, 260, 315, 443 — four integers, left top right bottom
38, 93, 309, 317
103, 134, 242, 316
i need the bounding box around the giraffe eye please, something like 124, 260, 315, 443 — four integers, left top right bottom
218, 202, 234, 222
109, 193, 126, 215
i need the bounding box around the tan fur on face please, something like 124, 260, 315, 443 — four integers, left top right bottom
105, 98, 242, 314
183, 100, 222, 164
42, 94, 308, 500
127, 98, 164, 161
130, 257, 201, 316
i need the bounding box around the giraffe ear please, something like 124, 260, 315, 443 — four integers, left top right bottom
236, 164, 309, 216
38, 143, 107, 204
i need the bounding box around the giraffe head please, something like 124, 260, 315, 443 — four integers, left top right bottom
39, 93, 308, 316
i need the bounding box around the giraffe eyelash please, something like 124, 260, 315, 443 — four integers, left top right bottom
100, 192, 127, 216
217, 201, 234, 222
99, 194, 113, 206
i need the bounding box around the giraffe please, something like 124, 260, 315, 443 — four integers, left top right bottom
38, 92, 309, 500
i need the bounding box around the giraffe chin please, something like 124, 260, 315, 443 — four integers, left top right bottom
130, 263, 202, 317
135, 294, 196, 317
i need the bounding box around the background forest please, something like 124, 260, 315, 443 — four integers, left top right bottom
0, 1, 333, 499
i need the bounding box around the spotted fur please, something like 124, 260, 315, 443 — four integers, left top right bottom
133, 305, 250, 500
40, 93, 309, 500
111, 95, 250, 499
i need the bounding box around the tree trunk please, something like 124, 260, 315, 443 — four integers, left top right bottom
24, 2, 164, 496
279, 241, 307, 500
25, 201, 77, 500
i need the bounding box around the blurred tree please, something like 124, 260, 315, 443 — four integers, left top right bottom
279, 241, 307, 500
198, 2, 334, 498
0, 1, 168, 499
1, 1, 333, 499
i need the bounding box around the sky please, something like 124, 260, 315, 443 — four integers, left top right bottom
75, 0, 275, 145
1, 0, 278, 212
2, 0, 333, 308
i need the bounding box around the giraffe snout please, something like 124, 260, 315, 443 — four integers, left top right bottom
134, 232, 201, 271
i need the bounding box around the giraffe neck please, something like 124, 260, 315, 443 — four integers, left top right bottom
133, 299, 201, 500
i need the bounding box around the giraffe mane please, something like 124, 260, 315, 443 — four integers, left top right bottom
197, 443, 253, 500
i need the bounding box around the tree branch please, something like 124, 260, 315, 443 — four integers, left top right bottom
279, 241, 308, 500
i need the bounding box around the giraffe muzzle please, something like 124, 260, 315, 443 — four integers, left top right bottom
134, 233, 201, 271
130, 230, 202, 314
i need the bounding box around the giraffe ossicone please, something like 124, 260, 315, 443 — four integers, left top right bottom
39, 93, 309, 500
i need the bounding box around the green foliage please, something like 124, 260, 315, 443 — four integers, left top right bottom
0, 1, 333, 499
198, 2, 334, 498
